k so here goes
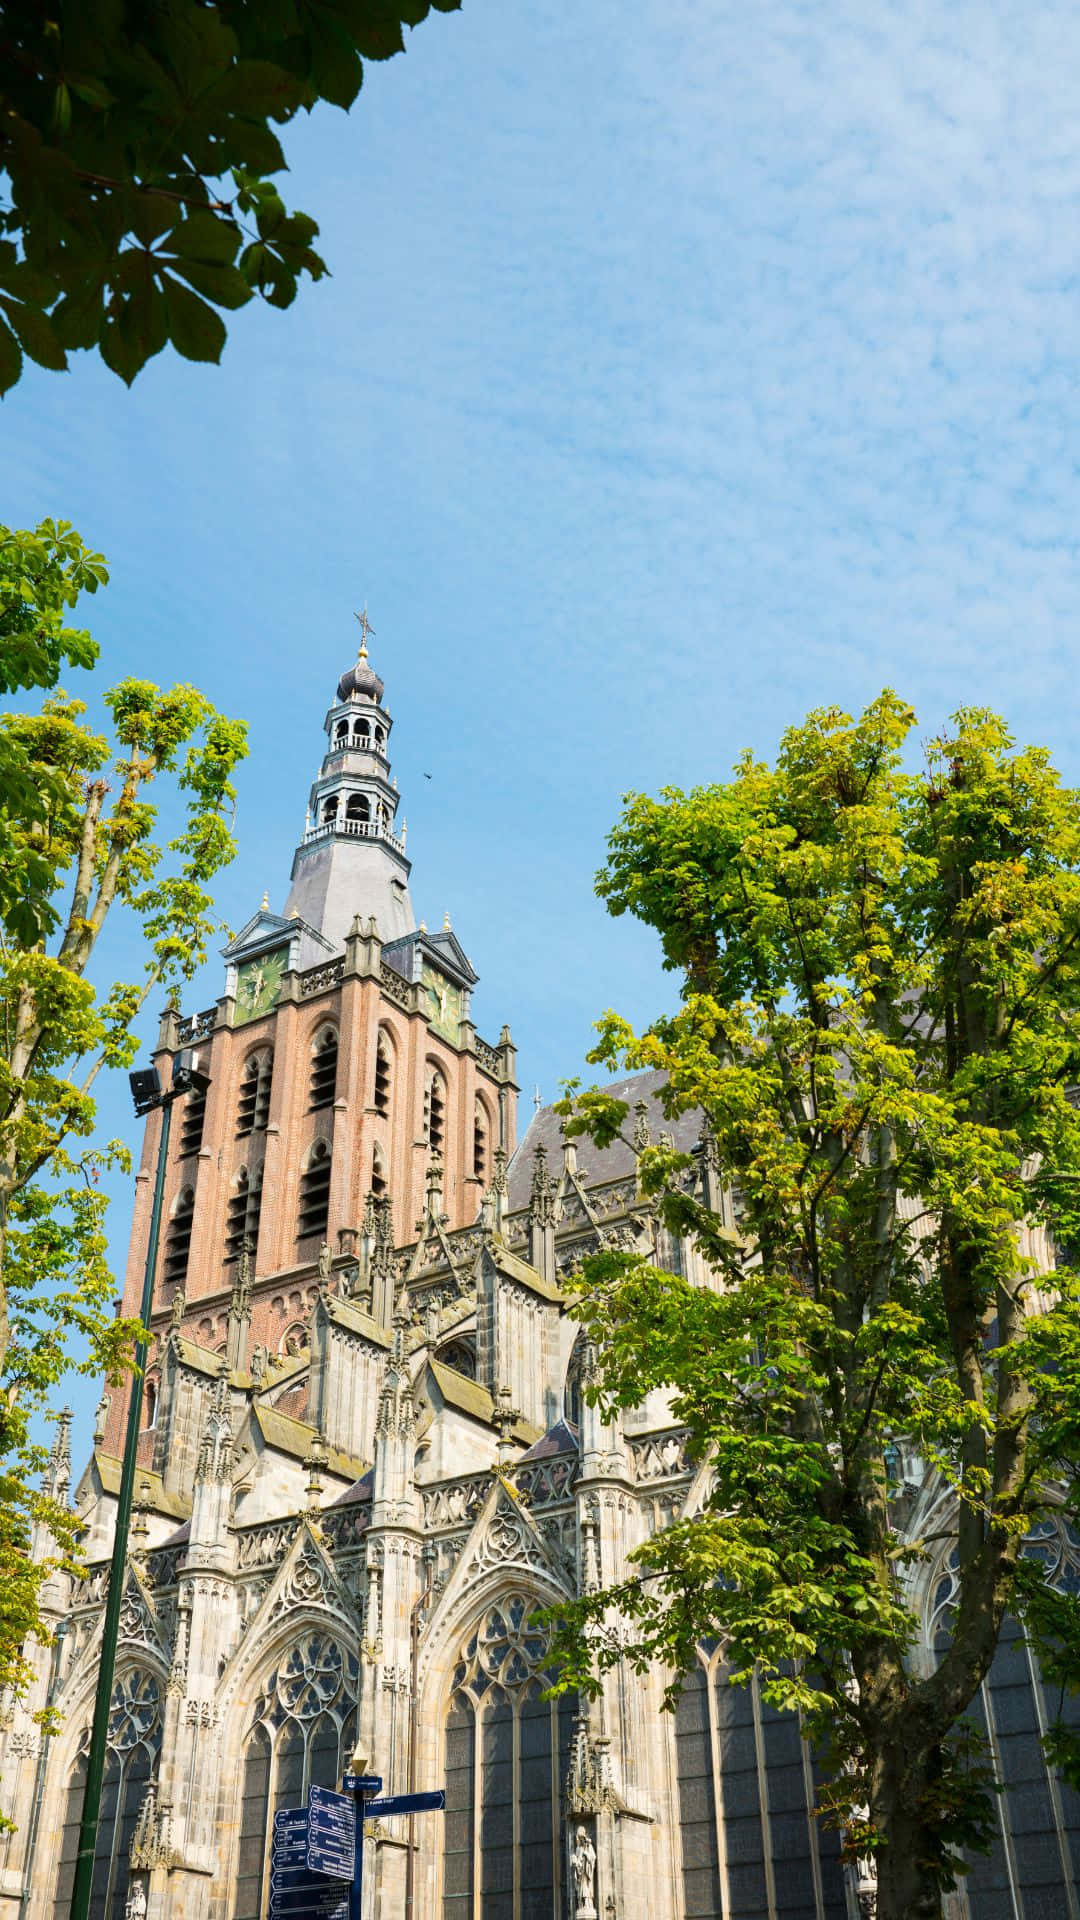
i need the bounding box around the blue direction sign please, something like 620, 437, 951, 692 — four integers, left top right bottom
308, 1784, 355, 1880
268, 1887, 348, 1920
364, 1790, 446, 1818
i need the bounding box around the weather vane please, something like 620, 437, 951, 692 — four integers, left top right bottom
354, 605, 375, 656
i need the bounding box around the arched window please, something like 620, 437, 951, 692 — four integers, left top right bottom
51, 1668, 163, 1920
374, 1032, 392, 1116
473, 1099, 490, 1183
225, 1164, 263, 1264
322, 794, 339, 824
334, 719, 349, 743
673, 1650, 847, 1920
373, 725, 384, 750
353, 717, 370, 745
231, 1635, 359, 1920
178, 1081, 207, 1157
345, 793, 370, 824
436, 1336, 477, 1380
298, 1140, 332, 1241
371, 1142, 387, 1198
927, 1518, 1080, 1908
310, 1027, 338, 1110
162, 1186, 195, 1286
442, 1595, 575, 1920
424, 1067, 445, 1154
237, 1051, 273, 1137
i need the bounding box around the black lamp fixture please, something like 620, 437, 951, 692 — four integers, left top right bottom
128, 1049, 210, 1116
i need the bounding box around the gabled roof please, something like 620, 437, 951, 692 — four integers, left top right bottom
482, 1239, 563, 1304
252, 1403, 368, 1482
317, 1292, 392, 1348
426, 1360, 541, 1443
221, 906, 335, 962
93, 1452, 191, 1520
519, 1418, 579, 1461
382, 926, 478, 988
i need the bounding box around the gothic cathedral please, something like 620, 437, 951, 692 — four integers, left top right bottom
3, 638, 1080, 1920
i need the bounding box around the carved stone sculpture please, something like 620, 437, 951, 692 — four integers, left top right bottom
571, 1825, 597, 1918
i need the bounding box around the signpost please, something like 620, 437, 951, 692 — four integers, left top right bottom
269, 1770, 446, 1920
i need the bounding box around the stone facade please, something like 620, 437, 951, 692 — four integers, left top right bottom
4, 640, 1080, 1920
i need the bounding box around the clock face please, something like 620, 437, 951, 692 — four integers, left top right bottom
421, 963, 461, 1041
234, 946, 288, 1025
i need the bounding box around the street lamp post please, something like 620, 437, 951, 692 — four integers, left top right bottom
68, 1048, 210, 1920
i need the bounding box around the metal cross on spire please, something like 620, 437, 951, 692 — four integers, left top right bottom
353, 605, 376, 656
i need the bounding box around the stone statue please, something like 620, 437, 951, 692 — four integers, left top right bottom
317, 1241, 332, 1282
170, 1286, 186, 1329
571, 1826, 597, 1917
93, 1389, 110, 1444
250, 1344, 267, 1386
125, 1881, 147, 1920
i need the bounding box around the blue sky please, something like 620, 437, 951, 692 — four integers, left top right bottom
6, 0, 1080, 1462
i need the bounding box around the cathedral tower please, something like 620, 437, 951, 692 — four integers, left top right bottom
107, 628, 518, 1472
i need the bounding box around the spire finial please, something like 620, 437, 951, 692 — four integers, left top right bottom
354, 605, 376, 661
443, 911, 452, 932
261, 889, 270, 910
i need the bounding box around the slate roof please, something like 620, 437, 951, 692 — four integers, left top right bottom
507, 1067, 702, 1211
427, 1360, 541, 1442
253, 1404, 367, 1482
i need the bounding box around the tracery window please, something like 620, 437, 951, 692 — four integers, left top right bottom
237, 1051, 273, 1137
310, 1027, 338, 1110
673, 1650, 847, 1920
928, 1516, 1080, 1911
442, 1593, 575, 1920
233, 1634, 359, 1920
298, 1139, 332, 1241
52, 1668, 162, 1920
162, 1185, 195, 1286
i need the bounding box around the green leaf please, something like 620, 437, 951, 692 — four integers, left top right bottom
210, 59, 305, 117
99, 312, 144, 386
166, 259, 253, 310
162, 276, 227, 363
168, 210, 242, 265
0, 319, 22, 395
0, 297, 68, 373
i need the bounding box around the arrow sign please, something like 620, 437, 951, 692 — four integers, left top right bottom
364, 1789, 446, 1818
268, 1886, 348, 1920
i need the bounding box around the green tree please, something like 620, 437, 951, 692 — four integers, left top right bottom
0, 517, 247, 1702
552, 692, 1080, 1920
0, 0, 458, 392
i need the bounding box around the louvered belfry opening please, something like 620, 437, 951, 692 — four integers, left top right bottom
374, 1034, 391, 1116
473, 1101, 488, 1182
372, 1144, 387, 1197
178, 1083, 207, 1157
225, 1166, 262, 1264
163, 1186, 195, 1285
298, 1140, 332, 1240
425, 1068, 445, 1153
310, 1028, 338, 1110
237, 1052, 273, 1137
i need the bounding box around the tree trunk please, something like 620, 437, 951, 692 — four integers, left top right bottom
871, 1741, 944, 1920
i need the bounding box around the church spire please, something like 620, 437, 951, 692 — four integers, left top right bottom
284, 615, 416, 950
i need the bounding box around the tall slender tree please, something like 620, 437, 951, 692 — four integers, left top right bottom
0, 517, 247, 1701
552, 692, 1080, 1920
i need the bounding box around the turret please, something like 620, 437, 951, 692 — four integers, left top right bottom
285, 613, 416, 948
